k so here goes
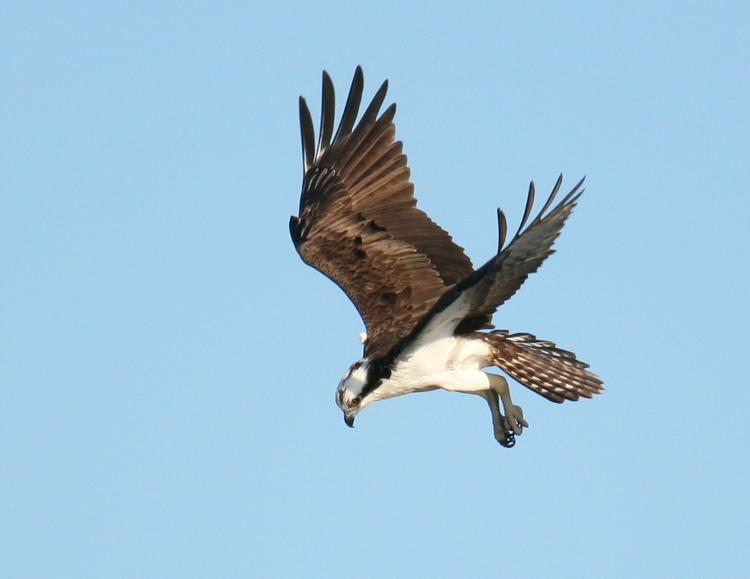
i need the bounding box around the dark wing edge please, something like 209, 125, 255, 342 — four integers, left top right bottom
459, 175, 585, 326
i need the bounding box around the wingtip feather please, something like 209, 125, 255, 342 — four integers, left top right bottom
319, 71, 335, 152
513, 181, 535, 240
497, 209, 507, 252
360, 78, 389, 125
299, 96, 315, 172
334, 67, 365, 142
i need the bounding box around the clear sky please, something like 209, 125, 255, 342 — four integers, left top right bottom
2, 2, 748, 577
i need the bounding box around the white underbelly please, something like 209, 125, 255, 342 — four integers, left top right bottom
387, 335, 494, 391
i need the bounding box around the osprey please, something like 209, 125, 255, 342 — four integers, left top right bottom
290, 67, 602, 447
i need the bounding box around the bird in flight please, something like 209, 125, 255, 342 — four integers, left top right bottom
290, 67, 602, 447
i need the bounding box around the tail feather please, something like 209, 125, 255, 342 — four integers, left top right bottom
478, 330, 603, 403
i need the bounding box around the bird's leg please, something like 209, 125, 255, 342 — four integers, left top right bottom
437, 369, 528, 447
480, 389, 515, 447
486, 373, 528, 443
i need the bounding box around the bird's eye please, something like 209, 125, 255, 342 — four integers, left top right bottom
351, 396, 360, 406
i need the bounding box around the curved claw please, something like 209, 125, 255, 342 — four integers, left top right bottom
504, 404, 528, 435
498, 431, 516, 448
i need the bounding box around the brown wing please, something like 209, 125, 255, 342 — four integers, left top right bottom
290, 67, 474, 359
444, 175, 585, 334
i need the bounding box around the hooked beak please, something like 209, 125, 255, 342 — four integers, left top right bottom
344, 412, 356, 428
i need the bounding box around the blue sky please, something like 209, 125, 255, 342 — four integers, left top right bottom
2, 2, 748, 577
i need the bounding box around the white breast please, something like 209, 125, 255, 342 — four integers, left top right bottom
371, 335, 494, 401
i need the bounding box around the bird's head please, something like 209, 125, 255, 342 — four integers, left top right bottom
336, 359, 371, 427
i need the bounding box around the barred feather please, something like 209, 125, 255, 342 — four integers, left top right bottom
478, 330, 603, 403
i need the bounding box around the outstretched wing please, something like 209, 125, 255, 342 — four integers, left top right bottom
458, 175, 586, 325
407, 176, 585, 346
290, 67, 474, 359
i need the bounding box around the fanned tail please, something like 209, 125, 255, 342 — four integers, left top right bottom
478, 330, 603, 403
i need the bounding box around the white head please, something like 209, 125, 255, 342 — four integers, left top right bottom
335, 359, 371, 427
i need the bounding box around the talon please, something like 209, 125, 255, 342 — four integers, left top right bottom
503, 404, 527, 435
499, 431, 515, 448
